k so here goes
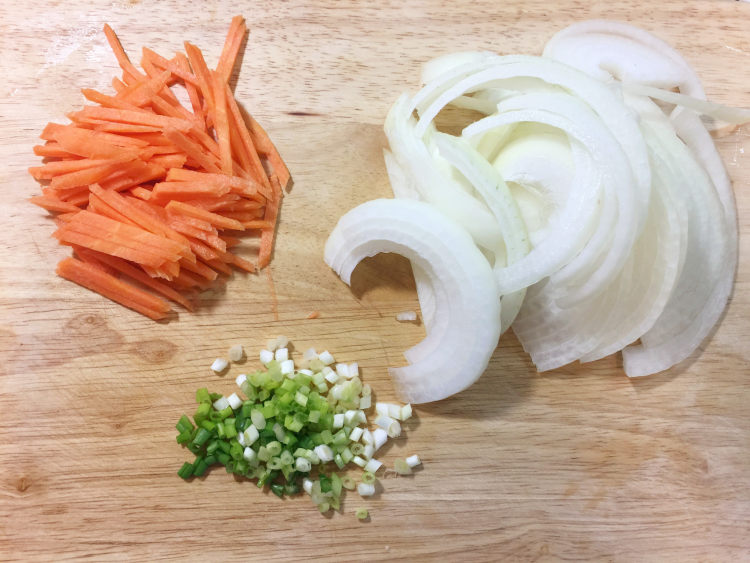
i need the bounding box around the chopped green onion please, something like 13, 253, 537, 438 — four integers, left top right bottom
361, 471, 376, 485
356, 507, 369, 520
177, 462, 194, 479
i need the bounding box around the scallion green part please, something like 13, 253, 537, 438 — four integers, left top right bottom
356, 507, 369, 520
174, 340, 415, 517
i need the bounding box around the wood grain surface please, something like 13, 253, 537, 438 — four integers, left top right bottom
1, 1, 749, 561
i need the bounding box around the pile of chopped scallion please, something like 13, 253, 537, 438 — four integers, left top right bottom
175, 338, 421, 516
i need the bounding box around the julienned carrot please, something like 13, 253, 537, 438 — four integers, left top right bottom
30, 195, 83, 214
57, 256, 170, 320
30, 18, 291, 320
258, 175, 282, 269
29, 158, 116, 180
166, 200, 245, 231
75, 247, 193, 311
217, 16, 247, 84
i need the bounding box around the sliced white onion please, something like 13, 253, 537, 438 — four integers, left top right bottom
324, 199, 501, 403
324, 20, 746, 401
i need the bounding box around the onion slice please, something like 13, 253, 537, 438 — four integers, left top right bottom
324, 199, 501, 403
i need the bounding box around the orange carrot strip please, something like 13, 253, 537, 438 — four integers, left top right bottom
129, 186, 152, 200
33, 143, 74, 158
221, 235, 242, 248
121, 131, 174, 146
88, 192, 140, 227
241, 219, 274, 230
29, 158, 115, 180
170, 268, 211, 290
103, 24, 144, 82
204, 257, 232, 276
174, 52, 205, 123
49, 161, 126, 190
258, 175, 282, 269
65, 209, 185, 259
244, 113, 291, 188
43, 122, 149, 148
162, 127, 221, 173
81, 88, 141, 110
71, 106, 192, 131
143, 47, 199, 85
92, 122, 162, 134
29, 195, 82, 214
184, 42, 216, 120
224, 81, 270, 189
180, 249, 219, 278
217, 16, 246, 84
55, 227, 170, 268
57, 256, 169, 320
99, 161, 166, 192
119, 69, 172, 107
61, 191, 91, 207
152, 181, 231, 199
166, 167, 266, 199
229, 254, 257, 273
76, 248, 193, 311
89, 185, 192, 258
150, 154, 187, 169
47, 128, 142, 160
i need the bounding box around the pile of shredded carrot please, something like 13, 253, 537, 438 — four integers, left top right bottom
28, 16, 290, 321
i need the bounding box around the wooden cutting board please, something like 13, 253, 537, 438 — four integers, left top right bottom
1, 1, 749, 560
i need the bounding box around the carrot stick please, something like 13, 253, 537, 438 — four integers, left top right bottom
210, 71, 233, 174
75, 248, 193, 311
29, 195, 83, 214
103, 24, 144, 82
166, 200, 245, 231
244, 112, 291, 188
258, 175, 282, 269
33, 143, 74, 158
184, 42, 216, 120
29, 158, 116, 180
49, 161, 126, 190
71, 106, 192, 131
162, 127, 221, 173
180, 249, 220, 278
81, 88, 141, 110
217, 16, 246, 83
224, 84, 270, 189
47, 127, 142, 160
57, 256, 170, 320
174, 52, 205, 124
142, 47, 199, 85
119, 69, 172, 107
152, 181, 231, 200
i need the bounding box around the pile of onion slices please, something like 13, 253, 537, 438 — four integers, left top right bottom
324, 20, 750, 404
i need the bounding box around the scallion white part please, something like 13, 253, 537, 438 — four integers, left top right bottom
364, 458, 383, 473
237, 431, 246, 446
406, 454, 421, 468
235, 374, 247, 387
332, 413, 345, 429
372, 428, 388, 451
259, 349, 274, 364
349, 426, 364, 442
275, 348, 289, 362
357, 483, 376, 497
344, 410, 359, 425
303, 347, 318, 361
387, 404, 402, 419
250, 409, 266, 430
226, 393, 242, 410
363, 444, 375, 460
272, 423, 286, 442
313, 445, 334, 463
295, 457, 312, 472
400, 404, 413, 421
279, 359, 294, 375
375, 414, 401, 438
335, 363, 350, 379
362, 429, 374, 446
303, 478, 314, 494
359, 395, 372, 410
352, 456, 367, 468
298, 368, 313, 376
319, 350, 335, 365
243, 425, 259, 446
347, 362, 359, 378
210, 358, 229, 373
243, 447, 257, 463
228, 344, 244, 362
212, 396, 230, 411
